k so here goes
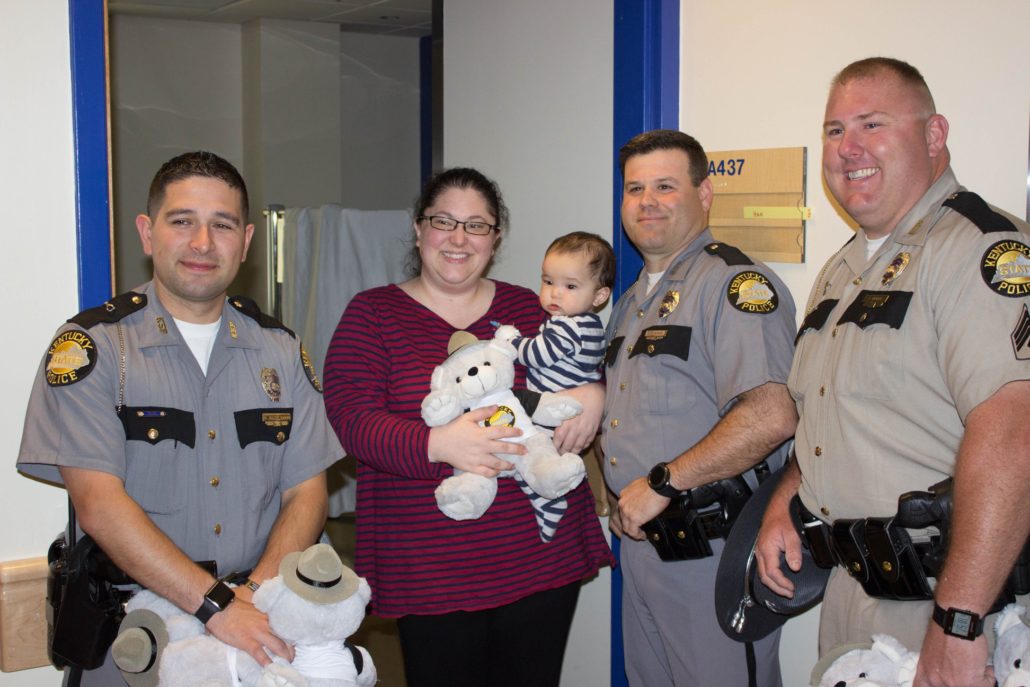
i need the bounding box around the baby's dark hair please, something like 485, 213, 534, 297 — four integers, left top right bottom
546, 231, 615, 289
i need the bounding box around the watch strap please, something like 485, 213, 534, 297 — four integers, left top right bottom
932, 603, 984, 640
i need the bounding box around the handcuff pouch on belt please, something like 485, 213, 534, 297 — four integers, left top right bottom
642, 474, 756, 561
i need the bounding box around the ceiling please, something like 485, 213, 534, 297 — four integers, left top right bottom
107, 0, 433, 37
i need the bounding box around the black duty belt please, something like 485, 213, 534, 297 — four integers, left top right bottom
797, 478, 1030, 608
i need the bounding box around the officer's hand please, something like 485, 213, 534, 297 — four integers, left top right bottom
205, 598, 294, 667
428, 406, 520, 477
914, 623, 993, 687
754, 493, 803, 598
618, 477, 669, 540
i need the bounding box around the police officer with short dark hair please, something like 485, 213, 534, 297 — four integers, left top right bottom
18, 151, 341, 685
602, 129, 798, 686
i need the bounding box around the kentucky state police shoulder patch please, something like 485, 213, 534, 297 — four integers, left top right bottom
981, 240, 1030, 298
727, 271, 778, 314
45, 330, 97, 386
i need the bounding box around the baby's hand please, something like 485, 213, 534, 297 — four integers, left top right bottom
494, 324, 521, 342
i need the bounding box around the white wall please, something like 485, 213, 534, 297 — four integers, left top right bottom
678, 3, 1030, 685
443, 0, 616, 295
443, 2, 615, 685
340, 32, 422, 210
1, 2, 79, 684
110, 14, 245, 293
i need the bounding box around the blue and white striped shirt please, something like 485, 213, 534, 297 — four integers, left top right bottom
511, 313, 605, 392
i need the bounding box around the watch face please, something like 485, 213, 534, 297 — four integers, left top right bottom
208, 580, 235, 609
950, 612, 972, 636
648, 463, 669, 490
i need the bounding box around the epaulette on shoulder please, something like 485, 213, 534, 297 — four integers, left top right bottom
68, 291, 147, 328
229, 295, 296, 338
704, 241, 753, 266
942, 191, 1017, 234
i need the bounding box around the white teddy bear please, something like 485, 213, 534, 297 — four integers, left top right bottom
994, 603, 1030, 687
421, 329, 587, 520
112, 543, 375, 687
811, 634, 919, 687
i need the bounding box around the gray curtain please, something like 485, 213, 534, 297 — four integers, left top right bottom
280, 205, 412, 515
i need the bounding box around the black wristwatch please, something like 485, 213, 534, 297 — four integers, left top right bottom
647, 461, 681, 498
194, 579, 235, 624
932, 603, 984, 640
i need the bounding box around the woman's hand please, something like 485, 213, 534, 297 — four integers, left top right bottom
427, 405, 522, 477
552, 382, 604, 454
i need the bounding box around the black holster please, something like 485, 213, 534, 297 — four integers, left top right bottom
47, 533, 129, 670
642, 474, 754, 561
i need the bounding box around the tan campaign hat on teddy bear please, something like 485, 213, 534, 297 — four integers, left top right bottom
279, 542, 359, 604
111, 608, 169, 687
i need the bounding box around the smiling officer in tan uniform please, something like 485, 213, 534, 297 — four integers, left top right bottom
755, 58, 1030, 687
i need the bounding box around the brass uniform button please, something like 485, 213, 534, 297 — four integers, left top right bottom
210, 476, 220, 487
610, 419, 619, 428
831, 327, 838, 338
627, 344, 633, 354
819, 386, 825, 396
814, 446, 823, 456
131, 295, 143, 304
208, 429, 216, 440
853, 277, 862, 286
147, 428, 159, 441
213, 524, 222, 535
821, 506, 830, 517
637, 309, 644, 318
859, 313, 867, 323
675, 530, 686, 540
609, 457, 617, 466
619, 383, 626, 391
647, 344, 655, 354
276, 431, 286, 443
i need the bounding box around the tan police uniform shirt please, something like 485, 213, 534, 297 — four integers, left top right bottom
792, 167, 1030, 522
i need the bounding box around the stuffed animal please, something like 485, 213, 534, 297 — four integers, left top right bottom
994, 603, 1030, 687
811, 634, 919, 687
112, 543, 376, 687
421, 330, 587, 520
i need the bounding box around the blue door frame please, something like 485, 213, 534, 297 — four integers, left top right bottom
67, 2, 680, 684
610, 2, 679, 684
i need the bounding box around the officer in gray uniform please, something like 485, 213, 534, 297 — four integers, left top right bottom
602, 129, 798, 686
18, 151, 340, 685
756, 58, 1030, 687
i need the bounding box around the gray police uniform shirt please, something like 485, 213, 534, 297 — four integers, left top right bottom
602, 228, 797, 496
791, 168, 1030, 523
18, 281, 341, 575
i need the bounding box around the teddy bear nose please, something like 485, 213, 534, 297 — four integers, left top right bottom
468, 367, 478, 376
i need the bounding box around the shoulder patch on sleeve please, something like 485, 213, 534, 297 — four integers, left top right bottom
943, 192, 1017, 234
229, 295, 296, 338
980, 239, 1030, 297
45, 330, 98, 386
726, 271, 779, 314
300, 343, 323, 393
704, 241, 753, 266
68, 291, 147, 328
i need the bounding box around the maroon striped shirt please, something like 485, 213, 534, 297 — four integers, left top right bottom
323, 281, 613, 617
